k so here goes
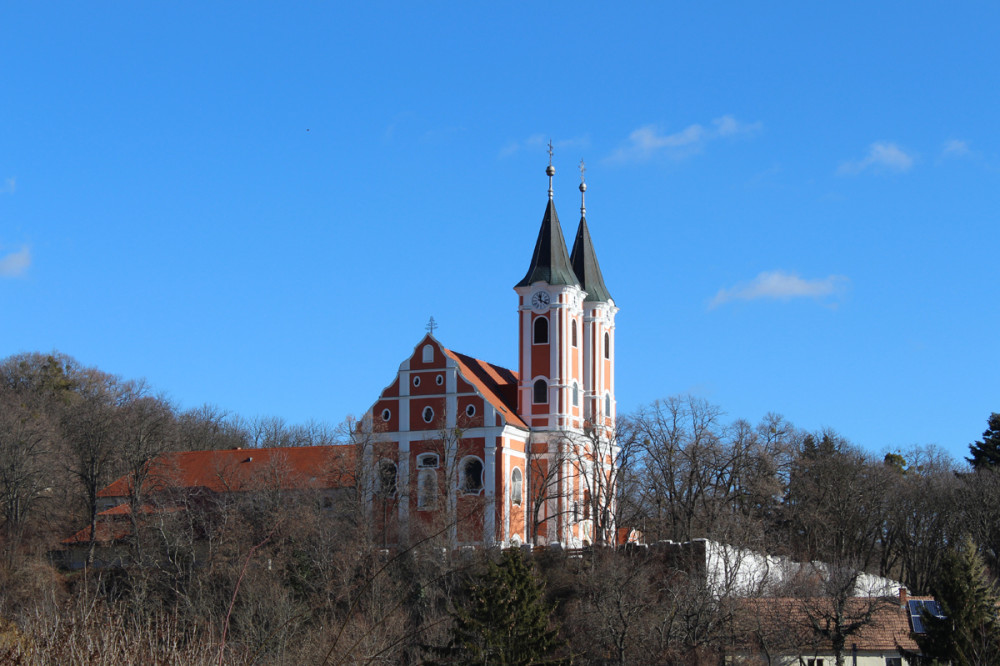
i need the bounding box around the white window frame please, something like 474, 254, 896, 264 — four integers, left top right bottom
459, 455, 485, 495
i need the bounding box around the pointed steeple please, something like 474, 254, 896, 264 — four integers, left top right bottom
570, 165, 612, 302
515, 155, 579, 289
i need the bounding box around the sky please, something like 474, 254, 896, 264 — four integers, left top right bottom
2, 3, 997, 463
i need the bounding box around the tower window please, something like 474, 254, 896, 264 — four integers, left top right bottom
422, 344, 434, 363
533, 316, 549, 344
571, 320, 578, 347
381, 408, 391, 422
422, 406, 435, 423
435, 374, 444, 385
533, 379, 548, 404
604, 332, 610, 359
572, 383, 579, 407
465, 404, 476, 417
413, 375, 421, 387
511, 467, 523, 506
460, 457, 484, 494
605, 393, 611, 417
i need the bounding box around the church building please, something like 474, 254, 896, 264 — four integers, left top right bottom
366, 158, 619, 549
58, 158, 621, 567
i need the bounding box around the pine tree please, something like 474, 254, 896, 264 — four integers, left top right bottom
430, 549, 567, 665
966, 413, 1000, 470
918, 536, 1000, 665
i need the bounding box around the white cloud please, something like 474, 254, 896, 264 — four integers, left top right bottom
838, 142, 915, 175
499, 134, 590, 158
942, 139, 970, 158
709, 270, 848, 309
0, 246, 30, 277
607, 115, 761, 164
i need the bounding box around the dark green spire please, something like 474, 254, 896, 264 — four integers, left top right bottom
569, 176, 612, 303
515, 197, 579, 289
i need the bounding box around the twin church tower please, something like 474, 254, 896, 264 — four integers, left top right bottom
368, 155, 618, 548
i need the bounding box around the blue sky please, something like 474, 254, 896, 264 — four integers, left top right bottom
2, 3, 997, 463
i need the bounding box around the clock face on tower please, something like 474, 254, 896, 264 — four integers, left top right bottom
530, 291, 551, 311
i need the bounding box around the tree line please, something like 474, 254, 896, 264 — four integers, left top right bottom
0, 350, 999, 663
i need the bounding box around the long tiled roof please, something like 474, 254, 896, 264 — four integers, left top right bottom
98, 445, 356, 499
732, 595, 928, 653
444, 348, 526, 429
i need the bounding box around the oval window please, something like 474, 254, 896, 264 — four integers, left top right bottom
422, 406, 435, 423
465, 404, 476, 417
381, 408, 391, 422
413, 376, 421, 387
436, 374, 444, 386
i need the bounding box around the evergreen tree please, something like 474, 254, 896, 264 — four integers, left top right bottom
918, 536, 1000, 665
966, 413, 1000, 471
430, 549, 567, 665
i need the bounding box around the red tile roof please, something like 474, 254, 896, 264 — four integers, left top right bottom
731, 595, 929, 654
444, 349, 526, 429
98, 445, 357, 499
62, 520, 132, 545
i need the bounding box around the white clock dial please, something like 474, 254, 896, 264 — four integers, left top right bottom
530, 291, 550, 311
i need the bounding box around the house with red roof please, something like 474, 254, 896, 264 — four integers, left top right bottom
59, 445, 357, 568
726, 588, 934, 665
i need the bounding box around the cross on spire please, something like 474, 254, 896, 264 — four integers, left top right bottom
426, 316, 438, 335
579, 159, 587, 217
546, 140, 555, 200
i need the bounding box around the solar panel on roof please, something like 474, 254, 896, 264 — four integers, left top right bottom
908, 599, 946, 634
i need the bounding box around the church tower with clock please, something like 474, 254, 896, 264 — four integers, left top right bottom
514, 159, 616, 434
365, 152, 618, 550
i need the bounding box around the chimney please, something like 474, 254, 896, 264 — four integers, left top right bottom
899, 587, 909, 608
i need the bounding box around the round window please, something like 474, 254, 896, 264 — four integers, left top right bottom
413, 376, 421, 387
465, 404, 476, 417
422, 406, 434, 423
381, 408, 391, 422
436, 374, 444, 385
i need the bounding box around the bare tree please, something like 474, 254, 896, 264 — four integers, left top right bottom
790, 564, 898, 666
524, 431, 573, 547
117, 385, 176, 566
0, 388, 56, 564
61, 369, 127, 564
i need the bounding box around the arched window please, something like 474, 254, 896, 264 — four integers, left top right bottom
533, 379, 548, 404
571, 320, 578, 347
511, 467, 523, 506
422, 344, 434, 362
572, 382, 579, 407
533, 316, 549, 344
604, 332, 610, 359
605, 393, 611, 417
417, 468, 437, 509
377, 460, 397, 497
460, 457, 484, 494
